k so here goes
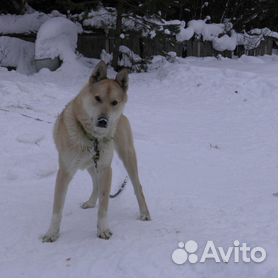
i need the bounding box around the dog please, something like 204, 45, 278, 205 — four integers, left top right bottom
42, 61, 150, 242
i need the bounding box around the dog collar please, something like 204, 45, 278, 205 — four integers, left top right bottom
77, 119, 113, 168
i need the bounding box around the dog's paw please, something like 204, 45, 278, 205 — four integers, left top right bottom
97, 229, 113, 240
41, 232, 59, 243
81, 200, 96, 209
139, 211, 151, 221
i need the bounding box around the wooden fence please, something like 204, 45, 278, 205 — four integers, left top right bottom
76, 32, 274, 59
1, 31, 275, 61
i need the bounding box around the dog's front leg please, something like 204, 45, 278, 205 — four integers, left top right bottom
81, 166, 99, 209
42, 166, 74, 242
97, 166, 112, 239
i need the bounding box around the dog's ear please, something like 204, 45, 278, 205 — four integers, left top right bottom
115, 69, 128, 91
90, 61, 107, 83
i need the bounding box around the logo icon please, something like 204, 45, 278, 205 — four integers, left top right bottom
172, 240, 198, 264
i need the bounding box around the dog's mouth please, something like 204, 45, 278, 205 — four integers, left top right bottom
94, 126, 108, 135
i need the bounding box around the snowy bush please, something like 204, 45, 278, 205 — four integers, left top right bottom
175, 18, 276, 52
118, 45, 143, 71
176, 19, 225, 42
35, 17, 81, 64
212, 30, 237, 51
175, 19, 238, 51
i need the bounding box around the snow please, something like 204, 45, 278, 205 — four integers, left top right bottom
83, 6, 116, 29
201, 23, 225, 41
0, 55, 277, 277
176, 20, 276, 52
149, 30, 156, 39
82, 6, 182, 36
176, 19, 239, 51
119, 45, 142, 68
35, 17, 80, 63
213, 31, 237, 51
100, 49, 112, 65
176, 20, 225, 42
166, 51, 177, 63
0, 11, 61, 34
0, 36, 35, 74
176, 26, 194, 41
249, 28, 278, 39
165, 19, 182, 25
236, 32, 263, 51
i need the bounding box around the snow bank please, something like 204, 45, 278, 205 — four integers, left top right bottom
0, 55, 276, 277
212, 30, 237, 51
0, 11, 61, 34
35, 17, 80, 63
0, 36, 35, 74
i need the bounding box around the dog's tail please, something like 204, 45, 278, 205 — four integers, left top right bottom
109, 176, 128, 198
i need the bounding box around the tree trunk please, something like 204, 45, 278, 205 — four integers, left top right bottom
220, 0, 230, 23
111, 0, 123, 70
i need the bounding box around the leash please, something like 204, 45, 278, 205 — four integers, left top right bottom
110, 175, 128, 198
77, 119, 128, 197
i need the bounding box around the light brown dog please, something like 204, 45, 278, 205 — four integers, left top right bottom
42, 61, 150, 242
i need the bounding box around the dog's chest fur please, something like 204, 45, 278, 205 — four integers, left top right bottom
55, 106, 114, 172
78, 138, 114, 170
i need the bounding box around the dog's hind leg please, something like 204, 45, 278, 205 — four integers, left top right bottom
42, 165, 75, 242
81, 166, 98, 209
114, 115, 151, 221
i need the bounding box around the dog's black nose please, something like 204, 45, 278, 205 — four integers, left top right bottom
97, 116, 108, 128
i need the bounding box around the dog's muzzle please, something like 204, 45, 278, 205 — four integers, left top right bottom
97, 116, 108, 128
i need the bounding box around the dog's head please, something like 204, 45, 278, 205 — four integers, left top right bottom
83, 61, 128, 136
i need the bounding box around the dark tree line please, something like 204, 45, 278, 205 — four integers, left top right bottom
1, 0, 277, 32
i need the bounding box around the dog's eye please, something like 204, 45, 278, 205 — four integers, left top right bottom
95, 96, 102, 103
111, 100, 118, 106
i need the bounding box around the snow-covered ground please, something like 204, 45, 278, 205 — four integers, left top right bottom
0, 55, 277, 277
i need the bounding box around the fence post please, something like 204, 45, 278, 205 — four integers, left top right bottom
197, 40, 201, 57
